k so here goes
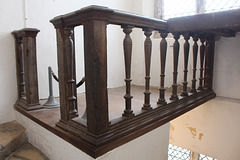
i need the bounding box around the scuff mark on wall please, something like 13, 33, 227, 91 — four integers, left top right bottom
199, 133, 203, 140
187, 127, 197, 138
169, 124, 175, 140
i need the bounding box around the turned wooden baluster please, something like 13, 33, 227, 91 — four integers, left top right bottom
122, 25, 134, 117
18, 37, 26, 98
190, 34, 198, 93
64, 28, 78, 119
181, 33, 190, 97
157, 32, 168, 105
170, 33, 180, 101
142, 28, 153, 110
197, 35, 206, 90
204, 35, 215, 89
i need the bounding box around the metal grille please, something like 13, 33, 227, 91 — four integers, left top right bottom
205, 0, 240, 13
168, 144, 217, 160
162, 0, 240, 19
168, 144, 191, 160
199, 154, 217, 160
163, 0, 196, 19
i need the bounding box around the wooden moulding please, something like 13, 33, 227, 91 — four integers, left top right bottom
16, 89, 215, 158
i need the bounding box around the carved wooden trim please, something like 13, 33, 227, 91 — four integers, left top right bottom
122, 25, 134, 117
158, 32, 168, 105
170, 33, 180, 101
181, 33, 190, 97
142, 28, 153, 110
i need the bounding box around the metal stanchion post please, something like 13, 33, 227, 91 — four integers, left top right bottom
44, 66, 60, 108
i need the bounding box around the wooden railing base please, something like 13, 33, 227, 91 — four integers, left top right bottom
16, 99, 42, 111
53, 89, 215, 158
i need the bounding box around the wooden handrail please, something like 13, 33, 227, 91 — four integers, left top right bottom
50, 5, 166, 30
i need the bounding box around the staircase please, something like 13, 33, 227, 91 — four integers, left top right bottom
0, 121, 49, 160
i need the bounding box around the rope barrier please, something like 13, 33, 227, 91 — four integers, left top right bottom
51, 69, 85, 88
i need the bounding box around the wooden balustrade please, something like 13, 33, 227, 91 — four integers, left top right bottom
48, 6, 217, 158
12, 28, 42, 110
14, 5, 240, 158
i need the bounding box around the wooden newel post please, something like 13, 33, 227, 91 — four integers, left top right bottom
12, 28, 42, 110
84, 20, 109, 134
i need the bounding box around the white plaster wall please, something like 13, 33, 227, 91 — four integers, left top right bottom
0, 0, 25, 123
169, 33, 240, 160
15, 111, 170, 160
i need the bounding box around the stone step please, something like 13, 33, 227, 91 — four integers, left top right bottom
0, 121, 27, 160
6, 143, 49, 160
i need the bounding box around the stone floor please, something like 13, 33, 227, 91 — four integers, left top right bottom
6, 143, 49, 160
0, 121, 49, 160
0, 121, 27, 160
